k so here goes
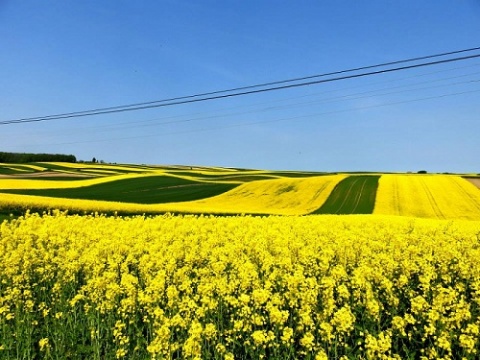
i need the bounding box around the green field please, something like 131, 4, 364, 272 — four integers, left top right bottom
1, 175, 239, 204
312, 175, 380, 214
0, 167, 21, 175
0, 166, 37, 175
168, 172, 279, 182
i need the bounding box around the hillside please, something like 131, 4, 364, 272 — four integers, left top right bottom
1, 162, 480, 219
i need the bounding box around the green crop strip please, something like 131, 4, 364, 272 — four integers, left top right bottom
30, 162, 83, 171
169, 172, 279, 182
269, 171, 330, 178
31, 163, 138, 174
19, 177, 92, 181
1, 175, 239, 204
311, 175, 380, 214
0, 167, 21, 175
0, 165, 37, 175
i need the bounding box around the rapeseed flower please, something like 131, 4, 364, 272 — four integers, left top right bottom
1, 212, 480, 358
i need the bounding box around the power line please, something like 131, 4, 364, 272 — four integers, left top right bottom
100, 76, 480, 131
12, 67, 480, 139
2, 47, 480, 125
59, 62, 480, 133
17, 87, 480, 147
7, 67, 480, 139
12, 46, 480, 119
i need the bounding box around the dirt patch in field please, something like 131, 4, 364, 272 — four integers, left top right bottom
0, 171, 97, 178
466, 178, 480, 189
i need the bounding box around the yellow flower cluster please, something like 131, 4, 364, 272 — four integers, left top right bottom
1, 212, 480, 359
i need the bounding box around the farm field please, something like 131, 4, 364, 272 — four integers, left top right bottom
466, 177, 480, 189
1, 162, 480, 219
1, 163, 480, 359
0, 175, 239, 204
374, 174, 480, 220
313, 176, 380, 215
1, 212, 480, 359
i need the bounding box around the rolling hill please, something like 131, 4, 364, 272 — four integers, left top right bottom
1, 162, 480, 219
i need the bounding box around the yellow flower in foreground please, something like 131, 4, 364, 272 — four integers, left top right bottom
39, 338, 50, 351
1, 212, 480, 359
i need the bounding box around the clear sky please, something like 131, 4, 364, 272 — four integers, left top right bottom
1, 1, 480, 172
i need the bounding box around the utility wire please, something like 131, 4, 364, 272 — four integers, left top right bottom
12, 46, 480, 120
88, 62, 480, 130
8, 68, 480, 137
104, 77, 480, 131
25, 87, 480, 147
2, 47, 480, 125
54, 62, 479, 133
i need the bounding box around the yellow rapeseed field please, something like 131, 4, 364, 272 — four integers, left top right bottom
0, 175, 344, 215
374, 174, 480, 220
177, 175, 346, 215
0, 173, 143, 190
1, 212, 480, 359
0, 193, 157, 215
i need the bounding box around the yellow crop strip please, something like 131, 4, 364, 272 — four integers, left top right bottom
0, 173, 144, 190
1, 213, 480, 358
0, 175, 344, 215
45, 162, 155, 172
162, 172, 244, 184
0, 193, 153, 214
0, 166, 31, 172
80, 169, 131, 175
374, 174, 480, 220
180, 175, 347, 215
22, 164, 48, 171
0, 163, 47, 171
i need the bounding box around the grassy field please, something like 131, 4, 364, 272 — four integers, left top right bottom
312, 175, 380, 214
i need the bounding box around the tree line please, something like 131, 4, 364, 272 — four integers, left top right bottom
0, 151, 76, 163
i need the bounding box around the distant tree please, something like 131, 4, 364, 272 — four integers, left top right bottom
417, 170, 427, 174
92, 157, 96, 163
0, 151, 76, 163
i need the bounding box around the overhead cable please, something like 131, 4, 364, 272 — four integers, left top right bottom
1, 47, 480, 125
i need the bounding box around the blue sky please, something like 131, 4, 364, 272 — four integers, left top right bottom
1, 1, 480, 172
